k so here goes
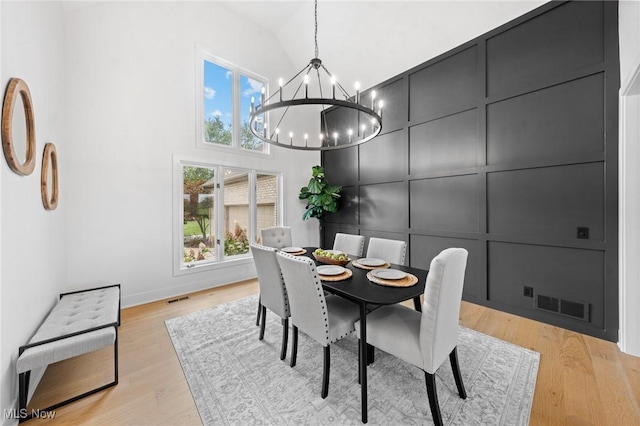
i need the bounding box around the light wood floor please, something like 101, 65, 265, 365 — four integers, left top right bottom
26, 279, 640, 425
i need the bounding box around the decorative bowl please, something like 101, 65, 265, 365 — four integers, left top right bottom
313, 252, 350, 266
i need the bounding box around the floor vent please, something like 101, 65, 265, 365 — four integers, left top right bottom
534, 293, 589, 321
167, 296, 189, 304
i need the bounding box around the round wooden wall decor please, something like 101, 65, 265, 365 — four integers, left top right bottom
41, 143, 59, 210
1, 78, 36, 175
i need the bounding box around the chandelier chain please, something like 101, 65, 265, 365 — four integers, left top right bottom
314, 0, 319, 59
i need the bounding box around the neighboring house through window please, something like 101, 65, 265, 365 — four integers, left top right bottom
175, 159, 282, 274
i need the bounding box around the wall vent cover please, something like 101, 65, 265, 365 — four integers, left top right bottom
534, 293, 589, 321
536, 295, 559, 312
167, 296, 189, 304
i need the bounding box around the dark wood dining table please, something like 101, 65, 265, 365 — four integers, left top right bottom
300, 247, 428, 423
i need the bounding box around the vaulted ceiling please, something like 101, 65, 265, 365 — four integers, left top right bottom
220, 1, 548, 89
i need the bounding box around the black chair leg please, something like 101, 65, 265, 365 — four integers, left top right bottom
449, 346, 467, 399
256, 297, 262, 326
321, 345, 330, 399
357, 339, 361, 384
425, 372, 443, 426
258, 306, 267, 340
290, 326, 298, 367
367, 343, 375, 365
280, 318, 289, 360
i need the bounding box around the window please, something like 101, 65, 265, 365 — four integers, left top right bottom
198, 49, 267, 153
175, 157, 282, 273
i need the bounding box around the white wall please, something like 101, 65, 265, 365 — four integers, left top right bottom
618, 0, 640, 357
63, 1, 318, 308
276, 1, 547, 90
0, 0, 67, 420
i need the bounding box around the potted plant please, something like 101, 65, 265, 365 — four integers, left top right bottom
299, 165, 341, 220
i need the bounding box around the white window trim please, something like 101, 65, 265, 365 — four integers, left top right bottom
195, 45, 271, 156
172, 154, 284, 276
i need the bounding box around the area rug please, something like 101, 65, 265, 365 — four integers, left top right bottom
165, 295, 539, 425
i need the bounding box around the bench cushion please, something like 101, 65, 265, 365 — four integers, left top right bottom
17, 287, 120, 374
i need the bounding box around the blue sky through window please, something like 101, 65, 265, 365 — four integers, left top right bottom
203, 60, 265, 129
202, 58, 266, 150
203, 60, 232, 129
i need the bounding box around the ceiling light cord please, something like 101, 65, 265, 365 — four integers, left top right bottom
314, 0, 319, 59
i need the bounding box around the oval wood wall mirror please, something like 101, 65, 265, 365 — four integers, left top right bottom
41, 143, 59, 210
2, 78, 36, 175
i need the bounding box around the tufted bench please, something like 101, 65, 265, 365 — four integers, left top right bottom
17, 284, 120, 422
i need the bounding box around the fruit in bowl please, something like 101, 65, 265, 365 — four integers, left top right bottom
313, 248, 350, 265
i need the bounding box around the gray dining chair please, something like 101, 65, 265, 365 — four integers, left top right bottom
250, 243, 290, 360
260, 226, 292, 249
257, 226, 293, 326
355, 248, 469, 426
276, 251, 360, 398
332, 233, 365, 257
366, 237, 407, 265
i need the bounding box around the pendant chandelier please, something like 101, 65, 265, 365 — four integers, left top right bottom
249, 0, 383, 151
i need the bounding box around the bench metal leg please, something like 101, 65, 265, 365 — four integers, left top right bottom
18, 329, 119, 423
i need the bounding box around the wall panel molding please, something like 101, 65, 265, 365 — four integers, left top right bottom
322, 0, 619, 341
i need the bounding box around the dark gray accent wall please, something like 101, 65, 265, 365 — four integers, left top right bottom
321, 0, 619, 341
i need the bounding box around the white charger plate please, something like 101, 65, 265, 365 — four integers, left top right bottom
358, 258, 386, 267
281, 246, 304, 253
371, 269, 406, 280
317, 265, 346, 276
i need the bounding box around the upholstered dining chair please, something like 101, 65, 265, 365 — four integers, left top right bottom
260, 226, 293, 249
355, 248, 469, 426
332, 233, 365, 257
276, 251, 360, 399
257, 226, 293, 326
250, 243, 290, 360
366, 237, 407, 265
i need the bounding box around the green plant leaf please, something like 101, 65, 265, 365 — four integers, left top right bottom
307, 178, 323, 194
311, 165, 325, 178
299, 186, 310, 199
302, 208, 315, 220
299, 165, 341, 220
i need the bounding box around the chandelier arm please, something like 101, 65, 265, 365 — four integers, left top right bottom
268, 69, 311, 139
264, 63, 311, 105
316, 68, 331, 146
319, 63, 352, 100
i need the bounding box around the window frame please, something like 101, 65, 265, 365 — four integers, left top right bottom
173, 155, 284, 276
196, 46, 270, 155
